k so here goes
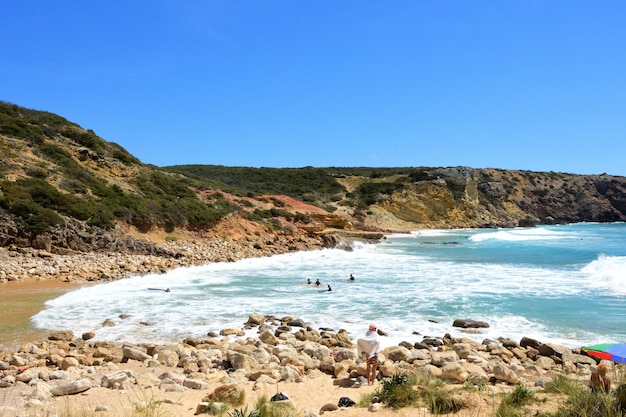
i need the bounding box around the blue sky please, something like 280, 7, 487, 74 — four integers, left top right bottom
2, 1, 625, 176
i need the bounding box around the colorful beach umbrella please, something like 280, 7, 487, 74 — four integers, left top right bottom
583, 343, 626, 363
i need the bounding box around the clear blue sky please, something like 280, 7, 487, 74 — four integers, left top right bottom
2, 1, 625, 176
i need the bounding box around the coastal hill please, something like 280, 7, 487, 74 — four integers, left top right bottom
1, 101, 626, 256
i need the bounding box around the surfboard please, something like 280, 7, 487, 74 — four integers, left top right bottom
148, 288, 170, 292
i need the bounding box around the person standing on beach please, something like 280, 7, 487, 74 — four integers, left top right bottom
357, 324, 380, 385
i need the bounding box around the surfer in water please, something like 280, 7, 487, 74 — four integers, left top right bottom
315, 278, 321, 286
327, 285, 332, 291
349, 274, 355, 281
307, 278, 312, 284
149, 287, 171, 292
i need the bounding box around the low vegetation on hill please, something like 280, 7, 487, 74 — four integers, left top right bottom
1, 101, 626, 252
0, 102, 237, 237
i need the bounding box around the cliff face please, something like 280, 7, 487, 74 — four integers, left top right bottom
360, 167, 626, 231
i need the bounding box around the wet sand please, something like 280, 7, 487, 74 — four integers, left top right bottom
0, 279, 85, 352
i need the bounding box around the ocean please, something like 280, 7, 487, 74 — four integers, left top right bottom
30, 222, 626, 351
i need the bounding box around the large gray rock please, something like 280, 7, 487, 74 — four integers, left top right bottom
50, 378, 92, 396
538, 343, 571, 359
183, 378, 209, 390
101, 370, 135, 389
452, 319, 489, 329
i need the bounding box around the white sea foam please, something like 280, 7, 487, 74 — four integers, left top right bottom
31, 225, 626, 348
469, 227, 570, 243
582, 255, 626, 295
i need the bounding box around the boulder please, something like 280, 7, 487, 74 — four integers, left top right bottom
101, 371, 134, 389
227, 351, 256, 371
288, 318, 306, 328
82, 332, 95, 341
220, 328, 245, 337
60, 357, 80, 370
319, 403, 338, 414
259, 329, 279, 346
248, 348, 271, 364
379, 361, 399, 377
561, 353, 596, 366
280, 364, 302, 382
247, 313, 265, 326
453, 343, 472, 359
461, 362, 489, 384
48, 330, 74, 341
441, 362, 468, 383
538, 343, 571, 359
16, 369, 39, 383
50, 378, 92, 396
123, 346, 151, 362
493, 364, 518, 384
183, 378, 209, 390
273, 345, 299, 364
535, 356, 556, 370
382, 346, 411, 363
430, 350, 459, 366
452, 319, 489, 329
156, 349, 180, 367
333, 348, 356, 362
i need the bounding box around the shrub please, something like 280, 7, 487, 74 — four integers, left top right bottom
493, 384, 536, 417
229, 407, 260, 417
376, 372, 420, 410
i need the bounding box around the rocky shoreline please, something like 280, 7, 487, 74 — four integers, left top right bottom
0, 312, 611, 416
0, 231, 616, 416
0, 232, 331, 284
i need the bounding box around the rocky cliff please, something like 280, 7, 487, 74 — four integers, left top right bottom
1, 102, 625, 256
361, 167, 626, 231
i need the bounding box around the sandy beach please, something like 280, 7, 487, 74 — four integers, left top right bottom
1, 279, 86, 349
0, 243, 621, 417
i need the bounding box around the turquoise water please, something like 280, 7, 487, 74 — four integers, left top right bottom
32, 223, 626, 349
